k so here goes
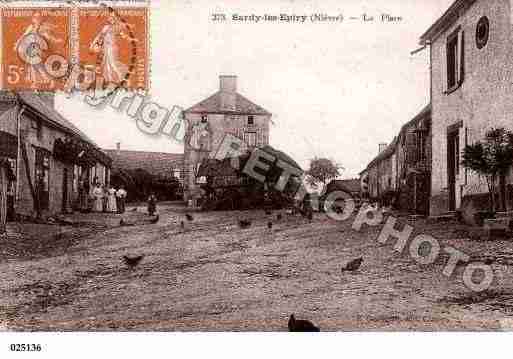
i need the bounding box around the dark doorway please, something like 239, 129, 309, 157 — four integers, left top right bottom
447, 131, 459, 211
35, 148, 50, 211
62, 167, 68, 213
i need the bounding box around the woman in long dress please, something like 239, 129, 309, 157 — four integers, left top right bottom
106, 186, 117, 213
92, 183, 104, 212
89, 13, 132, 84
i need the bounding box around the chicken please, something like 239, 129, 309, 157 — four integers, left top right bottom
239, 219, 252, 229
288, 314, 320, 332
185, 213, 194, 222
131, 208, 137, 212
149, 215, 159, 224
342, 257, 363, 272
267, 221, 273, 229
120, 218, 134, 227
484, 257, 494, 265
123, 255, 144, 269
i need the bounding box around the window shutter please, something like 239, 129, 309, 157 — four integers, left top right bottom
457, 30, 464, 85
441, 42, 448, 93
405, 132, 417, 164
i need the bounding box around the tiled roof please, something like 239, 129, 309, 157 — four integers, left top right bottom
184, 91, 271, 115
361, 104, 431, 173
399, 104, 431, 135
17, 92, 99, 147
366, 136, 398, 170
104, 149, 184, 179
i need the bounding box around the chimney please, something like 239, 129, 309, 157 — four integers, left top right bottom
379, 143, 388, 153
116, 142, 121, 154
219, 75, 237, 111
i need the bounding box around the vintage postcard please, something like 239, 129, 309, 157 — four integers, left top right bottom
0, 0, 513, 357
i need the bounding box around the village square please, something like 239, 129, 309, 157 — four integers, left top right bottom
2, 0, 513, 332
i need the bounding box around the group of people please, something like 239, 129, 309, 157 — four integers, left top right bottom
90, 182, 128, 214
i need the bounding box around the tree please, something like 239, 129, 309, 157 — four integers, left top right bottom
305, 157, 343, 190
461, 128, 513, 212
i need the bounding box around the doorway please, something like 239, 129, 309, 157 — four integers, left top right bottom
62, 167, 68, 213
447, 131, 460, 211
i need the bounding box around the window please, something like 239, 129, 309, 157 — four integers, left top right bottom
73, 165, 82, 193
7, 158, 16, 195
455, 134, 460, 176
247, 116, 254, 125
95, 164, 105, 185
446, 28, 464, 92
244, 132, 257, 147
35, 148, 50, 210
476, 16, 489, 49
417, 132, 427, 161
32, 119, 43, 139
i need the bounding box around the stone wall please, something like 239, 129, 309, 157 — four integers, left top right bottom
430, 0, 513, 215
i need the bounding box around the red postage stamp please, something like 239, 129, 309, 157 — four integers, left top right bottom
78, 7, 149, 91
1, 8, 71, 91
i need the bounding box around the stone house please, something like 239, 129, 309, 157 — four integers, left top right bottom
419, 0, 513, 216
182, 75, 272, 203
360, 105, 431, 213
395, 105, 432, 215
0, 91, 111, 219
362, 140, 398, 202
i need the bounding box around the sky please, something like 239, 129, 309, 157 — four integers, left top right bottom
56, 0, 455, 178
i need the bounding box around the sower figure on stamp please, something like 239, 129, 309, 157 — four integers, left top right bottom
89, 12, 136, 85
14, 12, 63, 88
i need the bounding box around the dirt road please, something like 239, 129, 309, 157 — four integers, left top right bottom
1, 203, 513, 331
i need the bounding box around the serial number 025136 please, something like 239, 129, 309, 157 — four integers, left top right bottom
9, 344, 42, 352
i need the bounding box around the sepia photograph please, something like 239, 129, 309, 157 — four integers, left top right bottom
1, 0, 513, 357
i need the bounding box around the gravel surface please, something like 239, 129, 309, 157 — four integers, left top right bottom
1, 203, 513, 331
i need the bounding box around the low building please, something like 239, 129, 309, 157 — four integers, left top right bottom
104, 145, 184, 201
0, 91, 111, 219
360, 105, 432, 213
362, 139, 398, 203
104, 145, 184, 184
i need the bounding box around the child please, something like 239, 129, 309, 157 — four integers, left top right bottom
147, 193, 157, 216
